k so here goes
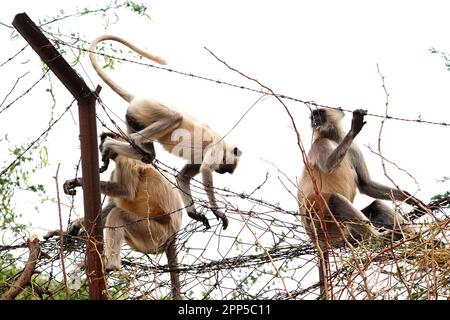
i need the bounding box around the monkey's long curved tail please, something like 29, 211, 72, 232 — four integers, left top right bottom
88, 35, 167, 103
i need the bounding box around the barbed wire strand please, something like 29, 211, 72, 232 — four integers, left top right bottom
0, 99, 75, 177
43, 34, 450, 128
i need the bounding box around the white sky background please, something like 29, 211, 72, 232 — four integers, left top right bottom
1, 0, 450, 239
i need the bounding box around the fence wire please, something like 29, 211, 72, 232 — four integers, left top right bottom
1, 179, 449, 300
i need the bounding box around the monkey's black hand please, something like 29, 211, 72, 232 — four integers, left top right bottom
63, 178, 82, 196
43, 230, 60, 240
99, 161, 110, 173
187, 210, 211, 229
43, 218, 85, 240
99, 154, 110, 173
351, 109, 368, 136
99, 139, 117, 173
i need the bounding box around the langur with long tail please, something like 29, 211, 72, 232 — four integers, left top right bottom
88, 35, 241, 230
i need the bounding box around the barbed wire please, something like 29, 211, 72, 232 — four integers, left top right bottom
0, 96, 449, 300
42, 33, 450, 128
1, 26, 449, 180
0, 99, 75, 177
0, 72, 29, 109
1, 207, 448, 300
0, 70, 49, 115
0, 45, 28, 67
23, 102, 446, 300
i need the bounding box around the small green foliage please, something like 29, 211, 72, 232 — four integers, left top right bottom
39, 147, 49, 166
81, 8, 90, 16
125, 1, 150, 18
0, 253, 89, 300
430, 176, 450, 207
0, 135, 48, 234
186, 290, 195, 299
103, 55, 116, 70
430, 47, 450, 71
431, 191, 450, 203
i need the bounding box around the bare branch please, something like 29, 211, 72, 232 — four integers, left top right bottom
0, 235, 41, 300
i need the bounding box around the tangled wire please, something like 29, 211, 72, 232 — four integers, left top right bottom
1, 170, 449, 300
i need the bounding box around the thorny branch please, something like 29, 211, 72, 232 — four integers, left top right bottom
53, 164, 70, 300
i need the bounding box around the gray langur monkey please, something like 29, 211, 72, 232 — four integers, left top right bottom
297, 108, 424, 247
64, 132, 183, 300
88, 35, 242, 230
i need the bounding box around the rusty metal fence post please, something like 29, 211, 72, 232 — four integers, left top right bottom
12, 12, 107, 300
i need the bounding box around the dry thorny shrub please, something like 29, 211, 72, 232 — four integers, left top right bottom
0, 167, 449, 300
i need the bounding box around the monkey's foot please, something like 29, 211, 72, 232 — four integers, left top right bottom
220, 216, 229, 230
212, 209, 229, 230
220, 216, 228, 230
187, 211, 211, 229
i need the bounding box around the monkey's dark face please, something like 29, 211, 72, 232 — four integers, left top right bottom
215, 163, 237, 174
99, 132, 122, 152
310, 109, 345, 130
215, 146, 241, 174
310, 109, 327, 128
